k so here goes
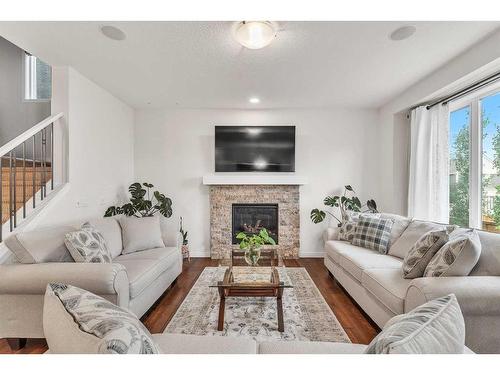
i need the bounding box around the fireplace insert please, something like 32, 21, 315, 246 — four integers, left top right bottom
232, 203, 278, 245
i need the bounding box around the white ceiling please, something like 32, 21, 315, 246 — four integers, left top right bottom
0, 21, 498, 109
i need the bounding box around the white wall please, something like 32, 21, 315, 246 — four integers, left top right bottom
377, 29, 500, 215
26, 67, 135, 228
134, 108, 379, 257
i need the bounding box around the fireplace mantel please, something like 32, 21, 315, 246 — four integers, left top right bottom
202, 174, 308, 185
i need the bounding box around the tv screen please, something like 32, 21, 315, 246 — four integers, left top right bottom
215, 126, 295, 172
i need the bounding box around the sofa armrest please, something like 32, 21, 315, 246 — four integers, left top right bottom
323, 227, 340, 242
406, 276, 500, 316
0, 262, 129, 306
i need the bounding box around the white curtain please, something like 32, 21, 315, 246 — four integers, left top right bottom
408, 104, 449, 223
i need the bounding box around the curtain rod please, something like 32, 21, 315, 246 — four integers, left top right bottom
407, 70, 500, 115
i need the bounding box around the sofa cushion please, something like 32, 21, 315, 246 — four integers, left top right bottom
364, 294, 465, 354
471, 230, 500, 276
114, 247, 179, 298
352, 215, 394, 254
43, 283, 159, 354
338, 247, 403, 281
259, 341, 366, 354
5, 226, 75, 264
389, 220, 455, 259
86, 218, 123, 259
152, 333, 257, 354
424, 229, 481, 277
402, 230, 448, 279
380, 213, 412, 248
361, 268, 410, 314
119, 216, 165, 255
64, 225, 112, 263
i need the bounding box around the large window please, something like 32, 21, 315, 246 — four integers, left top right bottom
24, 52, 51, 101
448, 86, 500, 232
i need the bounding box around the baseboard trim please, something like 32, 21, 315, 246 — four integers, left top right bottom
189, 251, 210, 258
299, 252, 324, 258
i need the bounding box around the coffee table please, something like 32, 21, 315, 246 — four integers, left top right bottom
210, 266, 292, 332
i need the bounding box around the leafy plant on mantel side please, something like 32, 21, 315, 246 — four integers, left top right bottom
310, 185, 377, 226
104, 182, 173, 218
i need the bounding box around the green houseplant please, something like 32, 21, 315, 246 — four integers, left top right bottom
104, 182, 173, 218
236, 228, 276, 266
310, 185, 377, 226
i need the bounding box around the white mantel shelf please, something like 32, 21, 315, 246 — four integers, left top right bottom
202, 174, 308, 186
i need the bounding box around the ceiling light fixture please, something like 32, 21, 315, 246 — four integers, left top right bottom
234, 21, 277, 49
389, 26, 416, 41
249, 97, 260, 104
100, 25, 126, 41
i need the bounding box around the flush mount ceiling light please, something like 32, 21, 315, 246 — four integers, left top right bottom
249, 97, 260, 104
389, 26, 416, 41
100, 25, 126, 41
234, 21, 277, 49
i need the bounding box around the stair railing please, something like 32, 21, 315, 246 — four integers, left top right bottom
0, 112, 63, 242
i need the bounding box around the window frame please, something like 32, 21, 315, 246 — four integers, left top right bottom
448, 82, 500, 229
23, 52, 51, 103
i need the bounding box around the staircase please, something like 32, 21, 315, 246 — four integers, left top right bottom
0, 113, 63, 242
1, 161, 52, 225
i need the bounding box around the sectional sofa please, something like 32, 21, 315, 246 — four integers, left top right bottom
0, 217, 182, 341
323, 214, 500, 354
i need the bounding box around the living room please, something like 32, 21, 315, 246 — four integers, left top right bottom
1, 0, 500, 372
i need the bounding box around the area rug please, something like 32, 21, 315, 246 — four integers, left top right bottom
164, 267, 350, 343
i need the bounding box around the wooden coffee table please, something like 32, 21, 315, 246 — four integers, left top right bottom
211, 266, 292, 332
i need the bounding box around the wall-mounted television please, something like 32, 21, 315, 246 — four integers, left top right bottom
215, 126, 295, 172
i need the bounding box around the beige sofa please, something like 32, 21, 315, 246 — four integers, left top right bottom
0, 217, 182, 340
323, 216, 500, 354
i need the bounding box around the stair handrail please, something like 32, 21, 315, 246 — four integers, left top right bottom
0, 112, 63, 158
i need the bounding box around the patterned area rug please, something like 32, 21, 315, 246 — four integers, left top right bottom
164, 267, 350, 343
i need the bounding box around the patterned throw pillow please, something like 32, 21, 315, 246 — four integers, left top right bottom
45, 283, 159, 354
402, 230, 448, 279
364, 294, 465, 354
351, 215, 394, 254
424, 229, 481, 277
64, 223, 112, 263
338, 212, 380, 242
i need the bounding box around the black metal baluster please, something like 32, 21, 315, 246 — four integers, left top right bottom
22, 142, 26, 219
12, 148, 17, 228
40, 131, 44, 201
50, 123, 54, 191
32, 135, 36, 209
9, 151, 13, 232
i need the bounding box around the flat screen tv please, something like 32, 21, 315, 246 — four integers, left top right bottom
215, 126, 295, 172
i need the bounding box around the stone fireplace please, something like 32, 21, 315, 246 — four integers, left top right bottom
209, 185, 300, 259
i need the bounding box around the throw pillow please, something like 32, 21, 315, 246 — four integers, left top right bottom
380, 213, 412, 248
64, 224, 112, 263
338, 211, 380, 242
84, 218, 123, 259
351, 215, 394, 254
43, 283, 160, 354
119, 215, 165, 254
365, 294, 465, 354
402, 230, 448, 279
4, 226, 76, 264
424, 229, 481, 277
389, 220, 457, 259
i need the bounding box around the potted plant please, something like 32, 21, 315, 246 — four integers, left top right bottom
236, 228, 276, 266
179, 216, 189, 262
104, 182, 172, 218
310, 185, 377, 226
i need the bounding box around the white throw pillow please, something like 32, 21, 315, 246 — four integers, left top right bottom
64, 224, 112, 263
43, 283, 160, 354
85, 218, 123, 259
380, 213, 412, 248
389, 220, 456, 259
364, 294, 465, 354
424, 229, 481, 277
402, 230, 448, 279
4, 226, 76, 264
119, 215, 165, 254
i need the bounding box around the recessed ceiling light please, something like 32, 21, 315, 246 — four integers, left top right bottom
249, 97, 260, 104
100, 25, 126, 41
389, 26, 416, 41
234, 21, 277, 49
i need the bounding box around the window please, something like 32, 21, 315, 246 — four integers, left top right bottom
24, 52, 51, 101
448, 85, 500, 233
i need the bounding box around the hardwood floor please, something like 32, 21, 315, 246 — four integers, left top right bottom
0, 258, 379, 354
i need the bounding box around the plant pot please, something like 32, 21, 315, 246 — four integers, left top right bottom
244, 246, 261, 266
